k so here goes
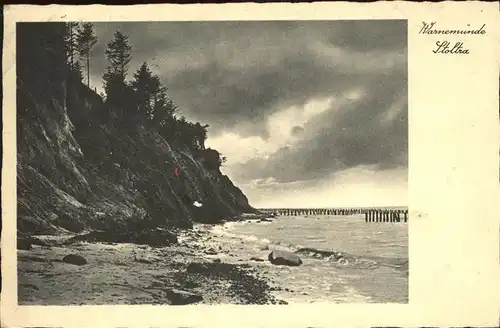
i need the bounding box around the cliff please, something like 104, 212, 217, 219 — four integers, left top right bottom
16, 23, 254, 235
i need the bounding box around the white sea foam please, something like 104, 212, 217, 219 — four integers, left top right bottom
208, 214, 408, 303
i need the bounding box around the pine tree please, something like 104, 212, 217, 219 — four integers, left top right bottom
131, 62, 154, 118
64, 22, 80, 70
149, 75, 166, 118
131, 62, 171, 122
102, 31, 132, 111
154, 92, 177, 127
104, 31, 132, 82
76, 23, 97, 87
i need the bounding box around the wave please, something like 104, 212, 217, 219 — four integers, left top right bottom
208, 223, 408, 273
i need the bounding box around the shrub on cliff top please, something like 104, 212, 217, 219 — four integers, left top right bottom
202, 148, 227, 170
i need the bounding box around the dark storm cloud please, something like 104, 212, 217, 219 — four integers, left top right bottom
91, 21, 406, 132
90, 20, 407, 183
230, 70, 408, 183
327, 20, 408, 52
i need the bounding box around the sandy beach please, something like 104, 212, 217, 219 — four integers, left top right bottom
18, 213, 408, 305
17, 219, 289, 305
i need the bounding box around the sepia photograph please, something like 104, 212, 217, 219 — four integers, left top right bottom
16, 19, 409, 305
3, 2, 499, 327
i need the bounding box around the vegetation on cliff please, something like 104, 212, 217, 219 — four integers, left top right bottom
16, 22, 254, 235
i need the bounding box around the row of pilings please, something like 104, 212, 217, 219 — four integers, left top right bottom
261, 208, 408, 223
364, 209, 408, 223
271, 208, 362, 216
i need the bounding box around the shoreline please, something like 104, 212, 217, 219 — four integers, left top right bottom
204, 215, 409, 304
17, 214, 288, 305
17, 212, 409, 304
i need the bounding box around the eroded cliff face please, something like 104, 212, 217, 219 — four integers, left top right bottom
16, 23, 254, 234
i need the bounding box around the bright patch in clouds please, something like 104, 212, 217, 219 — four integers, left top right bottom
242, 166, 408, 208
206, 96, 335, 164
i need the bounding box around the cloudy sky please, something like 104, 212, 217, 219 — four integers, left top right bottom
90, 20, 408, 208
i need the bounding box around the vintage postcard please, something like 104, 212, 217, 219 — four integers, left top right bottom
2, 2, 499, 328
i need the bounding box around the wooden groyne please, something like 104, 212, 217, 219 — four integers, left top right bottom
259, 208, 408, 223
363, 209, 408, 223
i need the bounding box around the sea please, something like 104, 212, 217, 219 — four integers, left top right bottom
206, 210, 408, 304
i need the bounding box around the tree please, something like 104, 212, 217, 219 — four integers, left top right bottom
17, 22, 68, 116
102, 31, 132, 109
154, 95, 178, 128
202, 148, 226, 170
194, 122, 209, 150
76, 23, 97, 87
131, 62, 155, 118
131, 62, 175, 123
104, 31, 132, 82
64, 22, 80, 70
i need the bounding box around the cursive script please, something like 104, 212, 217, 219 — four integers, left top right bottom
420, 21, 486, 35
433, 41, 469, 54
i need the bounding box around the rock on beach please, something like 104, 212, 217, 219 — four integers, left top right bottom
165, 288, 203, 305
268, 250, 303, 266
62, 254, 87, 266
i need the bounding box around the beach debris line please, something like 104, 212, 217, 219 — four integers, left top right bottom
268, 250, 303, 267
182, 261, 283, 304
